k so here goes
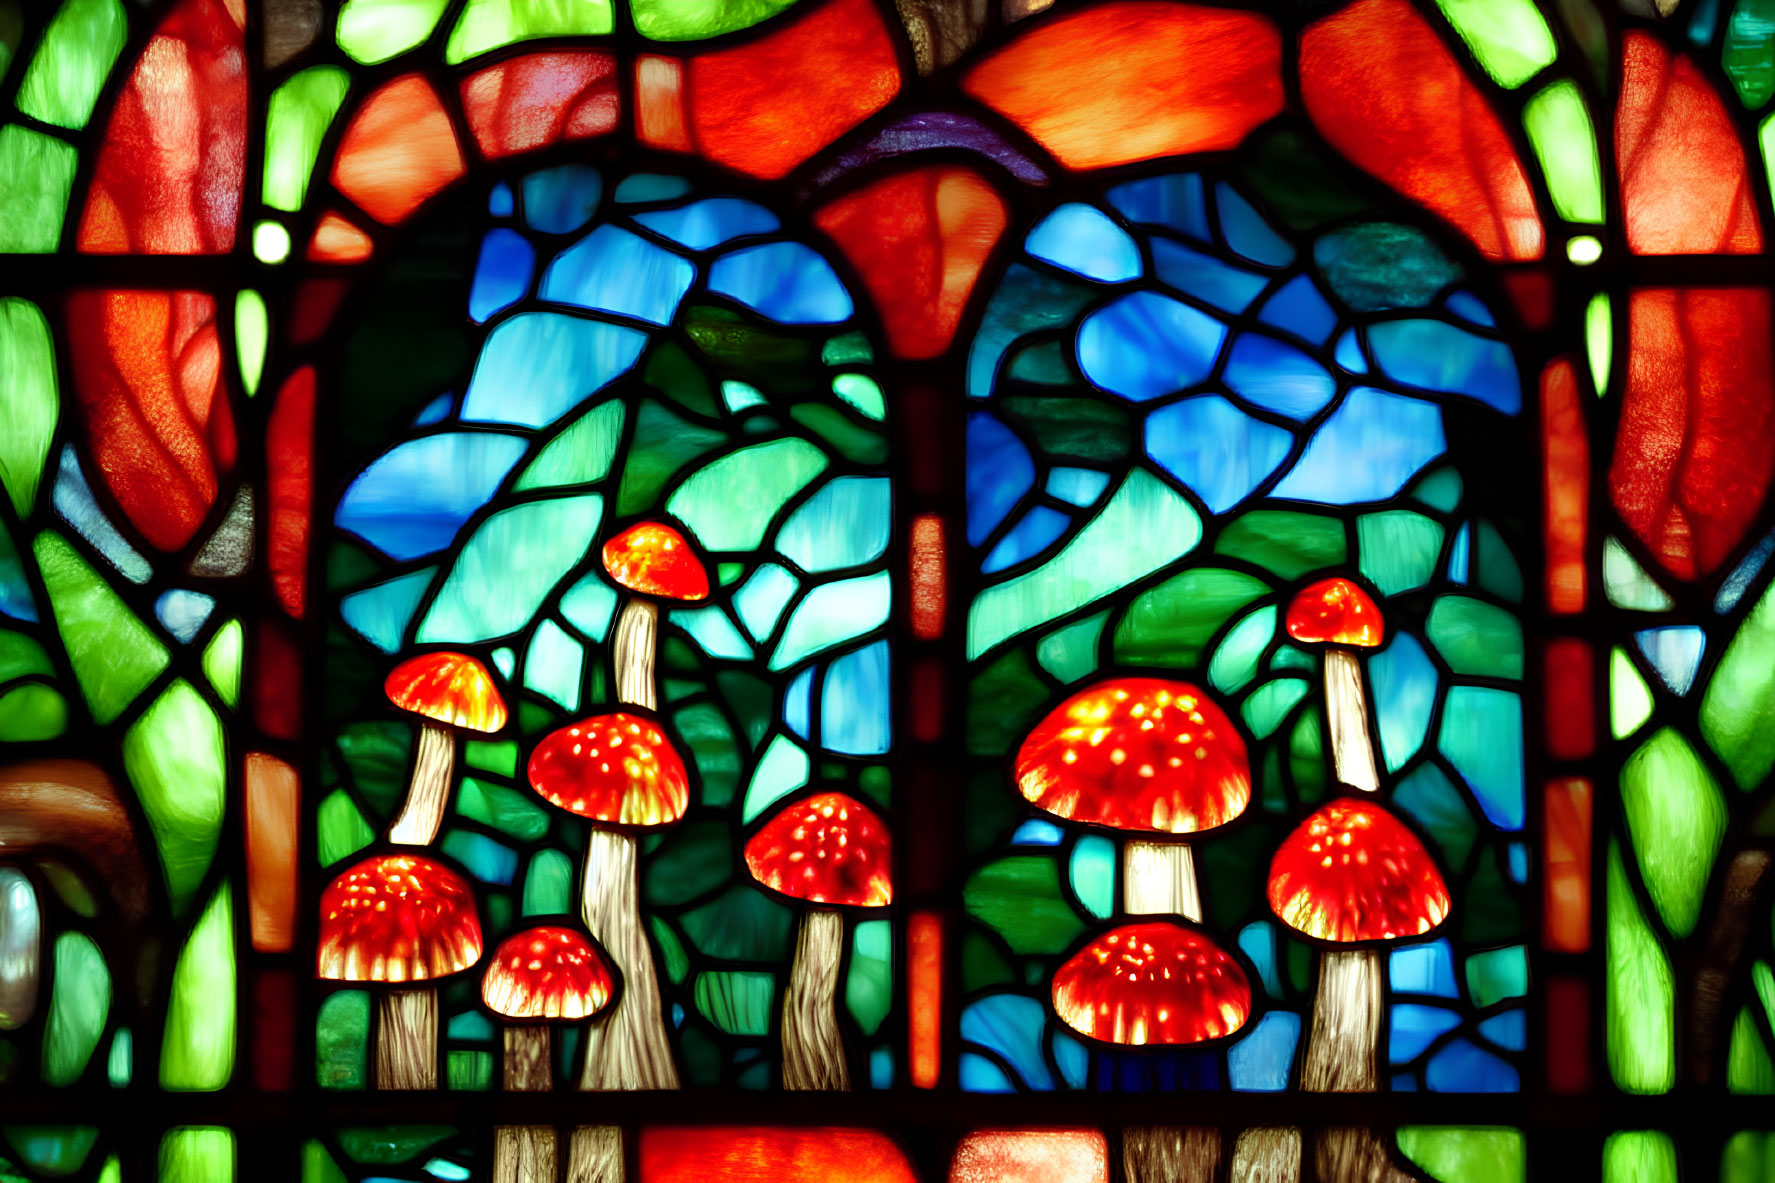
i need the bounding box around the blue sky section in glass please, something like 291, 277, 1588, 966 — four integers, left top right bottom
1146, 395, 1291, 514
1077, 290, 1226, 401
469, 229, 534, 323
460, 312, 647, 428
709, 242, 852, 324
1634, 626, 1706, 694
1270, 387, 1445, 504
541, 224, 695, 326
614, 173, 693, 204
336, 432, 527, 560
1151, 238, 1268, 313
53, 447, 152, 583
1105, 173, 1210, 240
522, 164, 601, 234
634, 197, 778, 249
1025, 203, 1141, 283
982, 505, 1070, 572
1259, 274, 1338, 344
1367, 319, 1520, 414
1223, 333, 1337, 421
966, 413, 1033, 546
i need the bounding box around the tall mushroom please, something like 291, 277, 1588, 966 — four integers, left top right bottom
482, 924, 616, 1181
384, 651, 508, 844
526, 711, 687, 1089
1268, 798, 1451, 1180
1016, 677, 1249, 921
602, 521, 710, 710
1051, 919, 1251, 1046
1285, 577, 1385, 794
743, 790, 893, 1090
318, 852, 484, 1089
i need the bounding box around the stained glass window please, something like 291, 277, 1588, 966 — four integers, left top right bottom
3, 0, 1775, 1180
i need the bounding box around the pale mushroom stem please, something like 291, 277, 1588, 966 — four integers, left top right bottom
1304, 949, 1420, 1183
782, 907, 849, 1090
1228, 1128, 1302, 1183
388, 721, 455, 845
611, 599, 660, 711
494, 1028, 556, 1183
1323, 648, 1380, 794
578, 829, 679, 1089
376, 989, 437, 1089
565, 1126, 625, 1183
1124, 1127, 1220, 1183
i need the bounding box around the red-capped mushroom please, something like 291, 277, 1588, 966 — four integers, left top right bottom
1015, 677, 1249, 921
384, 651, 508, 844
602, 521, 709, 710
1051, 920, 1251, 1046
318, 853, 484, 1089
526, 712, 689, 1090
744, 790, 893, 1090
1285, 577, 1385, 794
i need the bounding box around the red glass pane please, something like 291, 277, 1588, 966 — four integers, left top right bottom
909, 911, 942, 1089
908, 513, 946, 640
254, 619, 302, 740
1544, 639, 1595, 762
331, 74, 466, 225
289, 278, 351, 344
78, 0, 247, 254
244, 751, 299, 954
642, 1128, 918, 1183
461, 52, 618, 160
1619, 31, 1762, 255
1610, 287, 1775, 579
65, 289, 232, 551
962, 2, 1281, 170
1268, 799, 1451, 943
1542, 358, 1589, 614
1051, 920, 1251, 1045
1543, 777, 1592, 953
251, 969, 295, 1091
1301, 0, 1542, 261
1547, 975, 1591, 1092
267, 367, 313, 619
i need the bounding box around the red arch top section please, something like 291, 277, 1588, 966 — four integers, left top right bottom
1301, 0, 1543, 262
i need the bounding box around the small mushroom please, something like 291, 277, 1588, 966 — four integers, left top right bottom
384, 652, 508, 845
482, 924, 616, 1180
527, 712, 689, 1089
317, 853, 484, 1090
1285, 577, 1385, 794
1016, 677, 1249, 921
602, 521, 710, 710
744, 790, 893, 1090
1051, 920, 1251, 1046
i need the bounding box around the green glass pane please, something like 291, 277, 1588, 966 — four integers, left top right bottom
1725, 0, 1775, 109
233, 290, 267, 397
336, 1127, 456, 1165
845, 919, 892, 1036
633, 0, 796, 39
741, 734, 809, 821
1620, 728, 1726, 938
1396, 1127, 1526, 1183
1393, 762, 1476, 869
0, 629, 50, 681
264, 67, 349, 211
447, 1049, 492, 1089
35, 532, 167, 723
969, 469, 1202, 659
1425, 596, 1523, 678
158, 1128, 233, 1183
106, 1028, 130, 1086
316, 991, 368, 1089
123, 679, 226, 914
674, 702, 740, 806
1209, 605, 1276, 695
317, 790, 375, 865
302, 1141, 348, 1183
464, 739, 517, 777
523, 618, 582, 709
1607, 842, 1675, 1094
515, 400, 624, 492
202, 619, 242, 708
679, 887, 792, 960
2, 1127, 98, 1176
1464, 945, 1527, 1009
0, 1, 18, 82
1523, 80, 1605, 223
41, 932, 108, 1086
668, 438, 828, 553
769, 571, 888, 671
1587, 293, 1612, 397
962, 856, 1084, 955
645, 821, 732, 907
616, 399, 725, 517
1604, 538, 1673, 610
1603, 1131, 1676, 1183
161, 884, 235, 1090
418, 494, 601, 643
336, 0, 449, 63
0, 298, 57, 516
1471, 521, 1522, 604
1034, 610, 1107, 685
1241, 677, 1307, 740
1433, 0, 1555, 87
14, 0, 125, 130
0, 683, 66, 740
966, 648, 1048, 758
1212, 510, 1343, 580
693, 970, 774, 1035
456, 778, 549, 842
1357, 510, 1444, 596
1728, 1006, 1775, 1093
1703, 580, 1775, 788
445, 0, 615, 64
832, 373, 884, 420
1609, 647, 1653, 741
0, 126, 76, 255
651, 918, 689, 984
521, 849, 574, 915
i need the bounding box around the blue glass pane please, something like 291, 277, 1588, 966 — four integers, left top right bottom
959, 1052, 1017, 1093
967, 265, 1096, 398
53, 447, 150, 583
1011, 819, 1064, 845
468, 228, 534, 324
412, 392, 453, 425
1448, 522, 1472, 584
709, 242, 852, 324
1426, 1037, 1519, 1092
634, 197, 779, 249
1390, 939, 1459, 997
335, 433, 528, 560
1439, 685, 1524, 830
1070, 835, 1115, 919
1334, 328, 1368, 372
981, 506, 1070, 572
522, 164, 602, 234
1046, 467, 1110, 506
460, 312, 648, 427
960, 994, 1054, 1090
783, 666, 814, 739
1077, 291, 1226, 401
1367, 319, 1521, 414
1105, 173, 1210, 240
776, 477, 892, 572
1634, 625, 1706, 694
966, 413, 1034, 546
0, 529, 34, 622
154, 589, 215, 644
1271, 387, 1444, 504
441, 830, 518, 885
1050, 1029, 1089, 1087
1222, 333, 1337, 421
1444, 291, 1495, 327
1716, 529, 1775, 612
1146, 395, 1292, 514
821, 641, 889, 755
1371, 633, 1438, 772
1228, 1011, 1299, 1091
488, 182, 514, 216
540, 224, 695, 326
1259, 274, 1339, 344
1478, 1009, 1527, 1051
1238, 922, 1281, 996
1216, 184, 1294, 266
1025, 203, 1141, 283
340, 568, 434, 654
1389, 1003, 1461, 1063
1150, 239, 1267, 313
614, 173, 692, 204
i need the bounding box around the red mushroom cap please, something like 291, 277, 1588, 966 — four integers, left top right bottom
1014, 677, 1250, 836
602, 522, 710, 601
1268, 798, 1451, 943
745, 791, 893, 907
1285, 577, 1384, 648
317, 854, 483, 982
385, 651, 507, 732
1051, 920, 1252, 1046
527, 712, 690, 828
481, 925, 616, 1021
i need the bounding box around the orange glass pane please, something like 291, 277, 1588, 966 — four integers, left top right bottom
1542, 358, 1589, 614
909, 513, 946, 639
461, 52, 618, 160
267, 367, 313, 619
1618, 32, 1762, 255
77, 0, 247, 253
948, 1131, 1109, 1183
816, 166, 1007, 360
1544, 639, 1594, 762
65, 290, 231, 551
635, 55, 691, 153
1301, 0, 1542, 261
963, 3, 1280, 171
642, 1128, 918, 1183
307, 212, 374, 263
1610, 287, 1775, 579
331, 74, 466, 225
909, 911, 942, 1089
244, 752, 298, 953
1543, 777, 1592, 953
